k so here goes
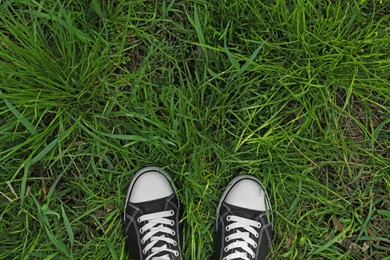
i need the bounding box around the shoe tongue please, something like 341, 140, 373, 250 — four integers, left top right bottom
151, 247, 171, 259
225, 202, 261, 219
133, 196, 173, 258
225, 203, 261, 258
133, 196, 168, 214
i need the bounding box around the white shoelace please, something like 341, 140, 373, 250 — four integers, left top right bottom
137, 210, 179, 260
223, 215, 261, 260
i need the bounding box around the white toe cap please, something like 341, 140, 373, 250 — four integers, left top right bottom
225, 179, 267, 211
129, 171, 174, 203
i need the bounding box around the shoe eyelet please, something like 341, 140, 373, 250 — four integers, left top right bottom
174, 251, 179, 256
257, 223, 261, 228
142, 249, 146, 254
171, 230, 176, 235
255, 232, 259, 238
253, 242, 257, 248
226, 216, 231, 221
173, 241, 177, 246
170, 210, 174, 216
137, 217, 141, 223
225, 226, 230, 231
140, 228, 144, 234
251, 253, 255, 258
224, 247, 228, 252
170, 220, 175, 226
141, 239, 144, 244
225, 237, 229, 242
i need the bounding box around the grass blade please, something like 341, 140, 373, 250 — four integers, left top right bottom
0, 90, 38, 135
61, 205, 75, 246
30, 137, 59, 165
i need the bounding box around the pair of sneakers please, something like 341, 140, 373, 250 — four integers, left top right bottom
123, 167, 273, 260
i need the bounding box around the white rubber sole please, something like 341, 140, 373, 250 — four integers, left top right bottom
216, 175, 273, 230
123, 166, 178, 222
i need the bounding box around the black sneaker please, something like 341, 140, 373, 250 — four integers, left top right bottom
215, 175, 273, 260
124, 167, 183, 260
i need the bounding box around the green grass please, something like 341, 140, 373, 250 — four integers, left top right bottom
1, 0, 389, 259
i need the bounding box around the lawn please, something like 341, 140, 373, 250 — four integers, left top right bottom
0, 0, 389, 259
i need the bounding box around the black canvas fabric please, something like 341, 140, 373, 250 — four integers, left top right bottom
214, 202, 273, 260
124, 194, 183, 260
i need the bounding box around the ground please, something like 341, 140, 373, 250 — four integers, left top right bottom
0, 0, 389, 259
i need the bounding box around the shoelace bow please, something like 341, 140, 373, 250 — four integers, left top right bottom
138, 210, 179, 260
223, 215, 261, 260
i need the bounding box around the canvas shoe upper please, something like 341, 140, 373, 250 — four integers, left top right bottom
124, 167, 183, 260
215, 175, 273, 260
